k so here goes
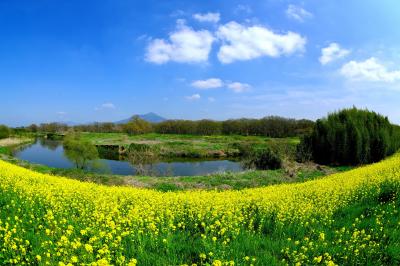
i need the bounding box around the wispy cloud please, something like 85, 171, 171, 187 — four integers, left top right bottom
193, 12, 220, 23
285, 5, 313, 22
145, 19, 214, 64
185, 94, 201, 101
95, 103, 116, 111
227, 82, 251, 93
191, 78, 224, 89
191, 78, 251, 93
319, 43, 350, 65
234, 4, 252, 15
216, 21, 306, 64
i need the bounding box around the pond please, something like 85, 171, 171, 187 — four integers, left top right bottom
13, 138, 244, 176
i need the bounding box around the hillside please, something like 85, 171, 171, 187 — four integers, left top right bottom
116, 112, 166, 124
0, 155, 399, 265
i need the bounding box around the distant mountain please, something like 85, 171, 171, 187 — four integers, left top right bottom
116, 112, 167, 124
62, 121, 80, 126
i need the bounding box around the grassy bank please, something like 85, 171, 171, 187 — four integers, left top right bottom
0, 152, 351, 191
0, 137, 34, 155
81, 132, 299, 159
0, 154, 399, 265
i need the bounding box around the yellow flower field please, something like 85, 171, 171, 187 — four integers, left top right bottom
0, 154, 399, 265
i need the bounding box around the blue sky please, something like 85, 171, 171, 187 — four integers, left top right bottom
1, 0, 400, 126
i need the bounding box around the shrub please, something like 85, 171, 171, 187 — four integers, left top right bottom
0, 125, 10, 139
244, 148, 282, 170
230, 142, 254, 157
296, 135, 313, 162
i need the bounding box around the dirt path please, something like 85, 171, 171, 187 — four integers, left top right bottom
0, 138, 32, 147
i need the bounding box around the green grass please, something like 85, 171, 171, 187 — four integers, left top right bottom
81, 132, 299, 159
0, 146, 11, 155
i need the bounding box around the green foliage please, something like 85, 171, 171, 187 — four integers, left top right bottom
243, 148, 282, 170
155, 117, 314, 137
0, 146, 11, 155
154, 183, 182, 192
63, 132, 99, 169
127, 143, 152, 153
303, 107, 400, 165
230, 142, 254, 157
38, 122, 69, 133
296, 135, 313, 162
0, 125, 10, 139
123, 116, 153, 135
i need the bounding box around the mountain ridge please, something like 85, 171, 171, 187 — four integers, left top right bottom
115, 112, 166, 124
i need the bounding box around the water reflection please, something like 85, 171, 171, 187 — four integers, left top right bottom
14, 138, 244, 176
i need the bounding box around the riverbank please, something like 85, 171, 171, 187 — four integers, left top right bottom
0, 137, 34, 155
1, 148, 352, 191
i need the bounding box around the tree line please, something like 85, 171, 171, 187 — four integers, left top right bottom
16, 116, 314, 138
154, 117, 314, 137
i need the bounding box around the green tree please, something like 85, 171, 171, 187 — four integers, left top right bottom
123, 116, 153, 135
301, 107, 400, 165
0, 125, 10, 139
63, 132, 99, 169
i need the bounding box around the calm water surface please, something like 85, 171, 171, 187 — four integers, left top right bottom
14, 139, 244, 176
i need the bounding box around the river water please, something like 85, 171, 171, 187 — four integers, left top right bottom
14, 138, 244, 176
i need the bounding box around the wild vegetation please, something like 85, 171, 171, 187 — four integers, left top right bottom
0, 153, 399, 265
298, 108, 400, 165
0, 125, 10, 139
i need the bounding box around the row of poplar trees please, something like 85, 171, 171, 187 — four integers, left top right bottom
300, 107, 400, 165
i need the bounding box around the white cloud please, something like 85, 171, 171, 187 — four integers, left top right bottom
145, 20, 215, 64
208, 97, 216, 102
216, 21, 306, 64
185, 94, 201, 101
193, 12, 220, 23
319, 43, 350, 65
57, 111, 67, 116
286, 5, 313, 22
227, 82, 251, 93
340, 57, 400, 82
191, 78, 224, 89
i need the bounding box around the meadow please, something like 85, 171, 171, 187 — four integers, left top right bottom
0, 153, 399, 265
